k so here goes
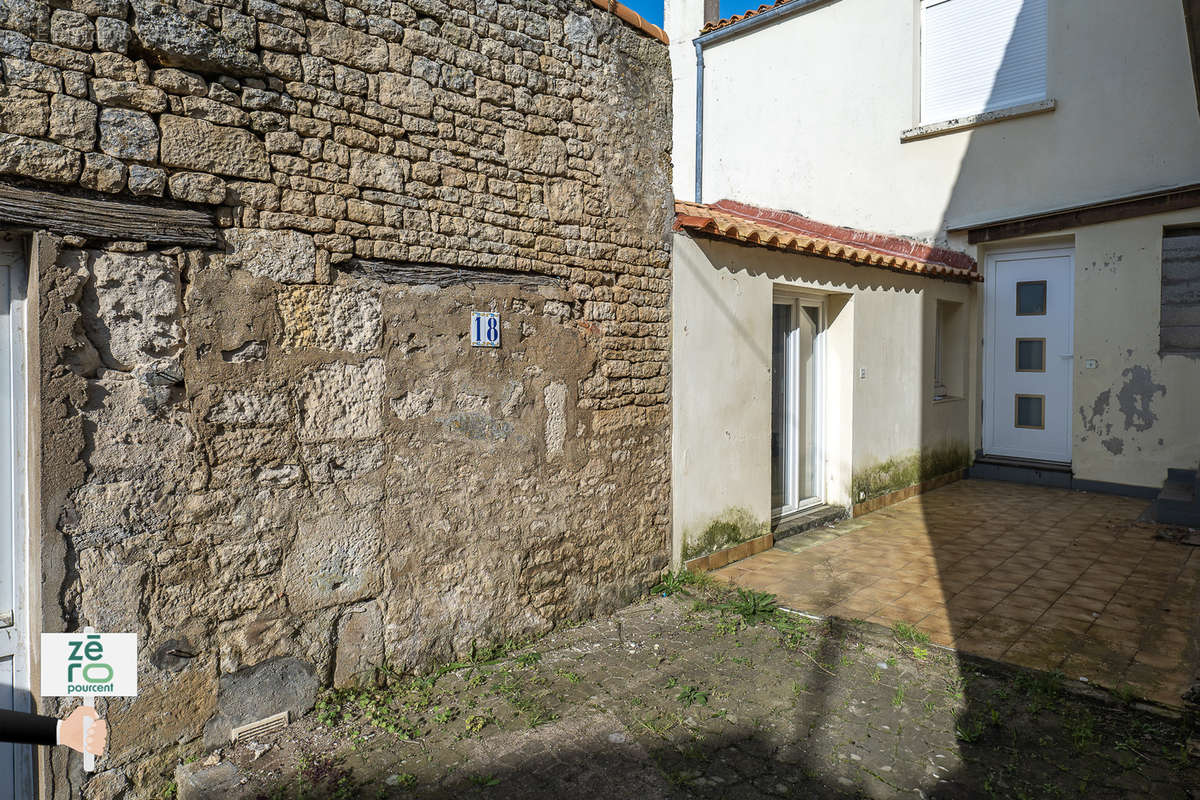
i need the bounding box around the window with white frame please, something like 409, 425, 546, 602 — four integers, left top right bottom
921, 0, 1048, 124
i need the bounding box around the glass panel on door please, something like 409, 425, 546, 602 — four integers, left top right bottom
771, 299, 822, 518
770, 304, 790, 510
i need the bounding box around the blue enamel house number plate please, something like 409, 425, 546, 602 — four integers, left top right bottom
471, 311, 501, 347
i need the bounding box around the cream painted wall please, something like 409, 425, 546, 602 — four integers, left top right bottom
1056, 209, 1200, 487
687, 0, 1200, 241
849, 281, 974, 477
671, 233, 773, 562
672, 233, 976, 557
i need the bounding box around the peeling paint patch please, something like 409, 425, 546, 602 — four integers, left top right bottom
1116, 366, 1166, 432
1101, 437, 1124, 455
1078, 389, 1111, 434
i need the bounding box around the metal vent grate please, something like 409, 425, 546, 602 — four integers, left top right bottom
230, 711, 289, 744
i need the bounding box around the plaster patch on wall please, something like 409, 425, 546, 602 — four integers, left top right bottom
1116, 366, 1166, 432
441, 413, 513, 441
544, 382, 567, 457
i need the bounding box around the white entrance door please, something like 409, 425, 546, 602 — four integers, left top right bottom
984, 247, 1074, 462
771, 295, 824, 518
0, 234, 32, 800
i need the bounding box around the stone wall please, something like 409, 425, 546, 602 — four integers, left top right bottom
0, 0, 671, 795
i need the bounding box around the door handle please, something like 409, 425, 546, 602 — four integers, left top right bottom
1059, 354, 1074, 359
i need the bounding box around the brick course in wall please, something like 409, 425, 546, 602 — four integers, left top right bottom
0, 0, 671, 794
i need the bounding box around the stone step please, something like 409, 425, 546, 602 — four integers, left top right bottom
1155, 469, 1200, 527
1166, 467, 1197, 485
968, 453, 1073, 489
1159, 478, 1195, 504
773, 504, 847, 541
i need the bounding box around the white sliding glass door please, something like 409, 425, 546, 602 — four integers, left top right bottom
770, 295, 823, 519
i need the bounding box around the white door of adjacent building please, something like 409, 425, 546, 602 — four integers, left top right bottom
0, 234, 32, 800
984, 247, 1074, 463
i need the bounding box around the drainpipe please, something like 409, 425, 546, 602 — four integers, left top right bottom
692, 0, 840, 203
694, 39, 704, 203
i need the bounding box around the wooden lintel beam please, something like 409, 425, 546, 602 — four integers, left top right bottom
352, 259, 567, 288
0, 181, 220, 246
962, 183, 1200, 245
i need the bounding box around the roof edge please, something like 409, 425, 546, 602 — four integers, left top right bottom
700, 0, 832, 38
675, 198, 981, 282
589, 0, 668, 44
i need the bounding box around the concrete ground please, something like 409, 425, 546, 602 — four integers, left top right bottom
716, 480, 1200, 708
191, 578, 1197, 800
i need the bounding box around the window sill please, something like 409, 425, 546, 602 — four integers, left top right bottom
932, 395, 964, 405
901, 99, 1057, 143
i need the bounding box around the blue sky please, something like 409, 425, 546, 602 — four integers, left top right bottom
622, 0, 744, 29
622, 0, 665, 27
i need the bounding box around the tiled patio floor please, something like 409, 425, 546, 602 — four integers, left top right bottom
713, 479, 1200, 707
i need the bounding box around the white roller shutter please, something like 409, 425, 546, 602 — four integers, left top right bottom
921, 0, 1047, 123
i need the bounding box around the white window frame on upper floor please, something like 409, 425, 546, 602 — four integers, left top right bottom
909, 0, 1054, 140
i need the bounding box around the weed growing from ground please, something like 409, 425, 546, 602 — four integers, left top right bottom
725, 588, 778, 622
957, 717, 985, 743
652, 569, 714, 597
892, 622, 930, 644
463, 713, 490, 735
676, 685, 709, 706
515, 651, 541, 667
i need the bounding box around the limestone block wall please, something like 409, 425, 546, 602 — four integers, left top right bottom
0, 0, 671, 794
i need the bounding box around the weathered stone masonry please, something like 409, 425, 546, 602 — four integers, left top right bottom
0, 0, 671, 794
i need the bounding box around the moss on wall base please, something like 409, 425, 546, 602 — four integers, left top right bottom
682, 507, 769, 561
852, 443, 971, 503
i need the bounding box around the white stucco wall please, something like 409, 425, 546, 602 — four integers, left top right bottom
665, 0, 700, 201
685, 0, 1200, 242
672, 233, 977, 557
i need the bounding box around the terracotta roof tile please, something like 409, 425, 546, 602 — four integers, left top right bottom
589, 0, 668, 44
674, 199, 981, 281
702, 0, 791, 33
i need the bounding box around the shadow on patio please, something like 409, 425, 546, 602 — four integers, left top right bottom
714, 478, 1200, 708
